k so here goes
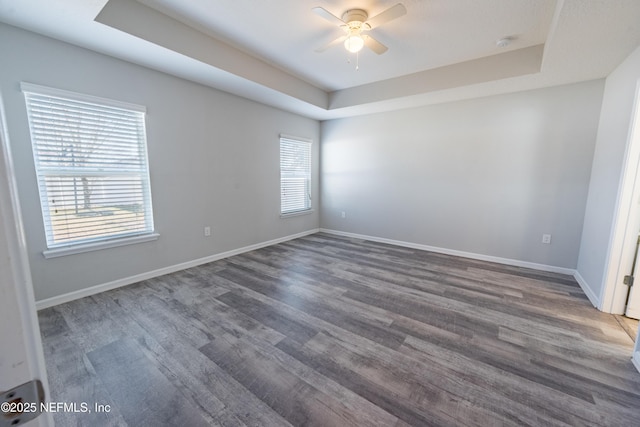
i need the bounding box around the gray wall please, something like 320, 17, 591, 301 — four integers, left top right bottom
320, 81, 604, 269
0, 23, 320, 301
577, 46, 640, 303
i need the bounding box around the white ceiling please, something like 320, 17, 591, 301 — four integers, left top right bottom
1, 0, 640, 120
137, 0, 556, 91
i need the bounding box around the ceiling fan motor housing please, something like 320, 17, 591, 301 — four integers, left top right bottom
342, 9, 369, 27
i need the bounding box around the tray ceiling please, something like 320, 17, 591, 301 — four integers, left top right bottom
1, 0, 639, 119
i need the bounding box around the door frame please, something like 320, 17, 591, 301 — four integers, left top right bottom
0, 93, 53, 426
601, 79, 640, 317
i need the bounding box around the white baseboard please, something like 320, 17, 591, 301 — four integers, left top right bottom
35, 228, 320, 310
633, 351, 640, 374
38, 227, 595, 311
319, 228, 576, 276
573, 270, 601, 308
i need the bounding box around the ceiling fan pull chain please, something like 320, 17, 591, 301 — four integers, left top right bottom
356, 51, 360, 71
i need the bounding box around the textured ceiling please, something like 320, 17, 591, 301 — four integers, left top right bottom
1, 0, 640, 120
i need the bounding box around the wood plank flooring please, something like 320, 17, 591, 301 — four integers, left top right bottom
38, 233, 640, 426
614, 315, 639, 342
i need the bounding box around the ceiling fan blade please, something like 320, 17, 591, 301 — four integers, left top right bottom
364, 3, 407, 29
312, 7, 346, 26
315, 35, 348, 53
363, 35, 388, 55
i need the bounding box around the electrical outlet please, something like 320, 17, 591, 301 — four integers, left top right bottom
204, 226, 211, 237
542, 234, 551, 244
341, 211, 346, 219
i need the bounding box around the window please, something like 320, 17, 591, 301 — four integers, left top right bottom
280, 135, 312, 215
22, 83, 155, 255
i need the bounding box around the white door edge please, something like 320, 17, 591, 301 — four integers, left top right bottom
601, 79, 640, 316
0, 93, 53, 426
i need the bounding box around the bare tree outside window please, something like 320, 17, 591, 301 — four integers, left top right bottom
23, 83, 154, 248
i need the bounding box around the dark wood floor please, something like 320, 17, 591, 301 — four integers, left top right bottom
39, 233, 640, 426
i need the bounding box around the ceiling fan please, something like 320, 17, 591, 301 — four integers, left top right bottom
312, 3, 407, 55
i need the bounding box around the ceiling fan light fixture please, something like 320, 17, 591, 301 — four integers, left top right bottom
344, 34, 364, 53
313, 4, 406, 56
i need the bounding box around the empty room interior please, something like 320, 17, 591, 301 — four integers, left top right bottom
3, 0, 640, 426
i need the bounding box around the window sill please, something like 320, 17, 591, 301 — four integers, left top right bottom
280, 209, 314, 219
43, 233, 160, 259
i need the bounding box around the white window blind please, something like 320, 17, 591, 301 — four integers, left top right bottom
280, 135, 311, 215
22, 83, 155, 249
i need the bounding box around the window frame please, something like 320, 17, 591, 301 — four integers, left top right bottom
21, 82, 158, 258
279, 134, 313, 217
